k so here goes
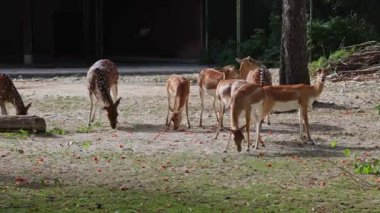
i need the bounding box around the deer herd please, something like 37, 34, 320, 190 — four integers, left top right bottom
0, 57, 328, 153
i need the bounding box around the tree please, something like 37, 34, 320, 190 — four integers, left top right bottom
279, 0, 310, 85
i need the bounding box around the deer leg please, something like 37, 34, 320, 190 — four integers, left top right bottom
0, 102, 8, 115
302, 107, 314, 145
199, 87, 205, 127
212, 97, 219, 126
220, 105, 225, 128
88, 94, 94, 126
266, 114, 271, 125
110, 84, 118, 103
186, 96, 191, 128
223, 132, 233, 153
245, 108, 251, 152
298, 109, 304, 139
165, 94, 171, 126
214, 101, 224, 139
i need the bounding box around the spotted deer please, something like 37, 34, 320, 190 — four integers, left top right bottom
0, 74, 32, 115
87, 59, 121, 129
246, 65, 273, 125
226, 68, 328, 152
165, 75, 191, 130
198, 65, 239, 127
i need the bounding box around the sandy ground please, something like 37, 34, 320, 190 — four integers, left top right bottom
0, 70, 379, 186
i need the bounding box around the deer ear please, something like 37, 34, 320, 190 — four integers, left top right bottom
316, 69, 322, 74
25, 103, 32, 111
235, 57, 241, 63
114, 97, 121, 107
239, 124, 247, 131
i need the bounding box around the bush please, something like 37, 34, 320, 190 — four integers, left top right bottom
308, 48, 355, 75
308, 15, 378, 60
203, 14, 281, 67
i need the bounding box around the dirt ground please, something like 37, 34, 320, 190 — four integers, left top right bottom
0, 70, 380, 206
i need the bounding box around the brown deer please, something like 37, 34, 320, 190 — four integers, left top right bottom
214, 79, 247, 139
0, 74, 32, 115
165, 75, 191, 130
235, 56, 262, 79
226, 68, 328, 152
87, 59, 121, 129
198, 65, 239, 127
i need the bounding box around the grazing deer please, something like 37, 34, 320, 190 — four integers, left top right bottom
0, 74, 32, 115
246, 65, 273, 125
227, 68, 328, 152
165, 75, 191, 130
198, 65, 239, 127
87, 59, 121, 129
214, 79, 247, 139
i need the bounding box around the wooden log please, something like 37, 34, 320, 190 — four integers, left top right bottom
0, 115, 46, 132
337, 65, 380, 75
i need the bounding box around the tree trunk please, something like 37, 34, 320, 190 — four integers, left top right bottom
279, 0, 310, 85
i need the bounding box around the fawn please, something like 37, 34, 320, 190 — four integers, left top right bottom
165, 75, 191, 130
0, 74, 32, 115
87, 59, 121, 129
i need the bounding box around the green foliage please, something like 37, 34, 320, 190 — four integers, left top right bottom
308, 48, 355, 74
76, 122, 102, 133
308, 16, 378, 60
354, 158, 380, 175
375, 104, 380, 115
48, 127, 66, 136
344, 148, 351, 157
203, 14, 281, 67
81, 140, 92, 149
0, 129, 30, 140
330, 140, 337, 148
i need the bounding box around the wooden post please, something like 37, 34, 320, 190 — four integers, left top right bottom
83, 0, 91, 61
236, 0, 241, 57
202, 0, 209, 53
0, 116, 46, 133
95, 0, 104, 58
23, 0, 33, 65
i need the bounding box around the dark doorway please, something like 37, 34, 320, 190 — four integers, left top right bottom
53, 0, 84, 59
103, 0, 202, 59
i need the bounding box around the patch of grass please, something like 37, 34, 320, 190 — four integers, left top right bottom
0, 129, 30, 140
375, 103, 380, 115
76, 122, 102, 133
1, 153, 378, 212
47, 127, 66, 136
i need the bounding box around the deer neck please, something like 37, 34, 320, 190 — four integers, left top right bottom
10, 86, 27, 114
313, 79, 325, 97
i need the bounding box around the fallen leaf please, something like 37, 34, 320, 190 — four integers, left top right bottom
375, 178, 380, 184
119, 144, 124, 148
15, 177, 30, 186
162, 177, 169, 181
267, 163, 272, 168
119, 184, 129, 191
320, 181, 326, 188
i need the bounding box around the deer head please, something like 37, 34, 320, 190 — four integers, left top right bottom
224, 125, 246, 152
104, 97, 121, 129
221, 65, 240, 80
16, 103, 32, 115
170, 110, 183, 130
316, 68, 328, 84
